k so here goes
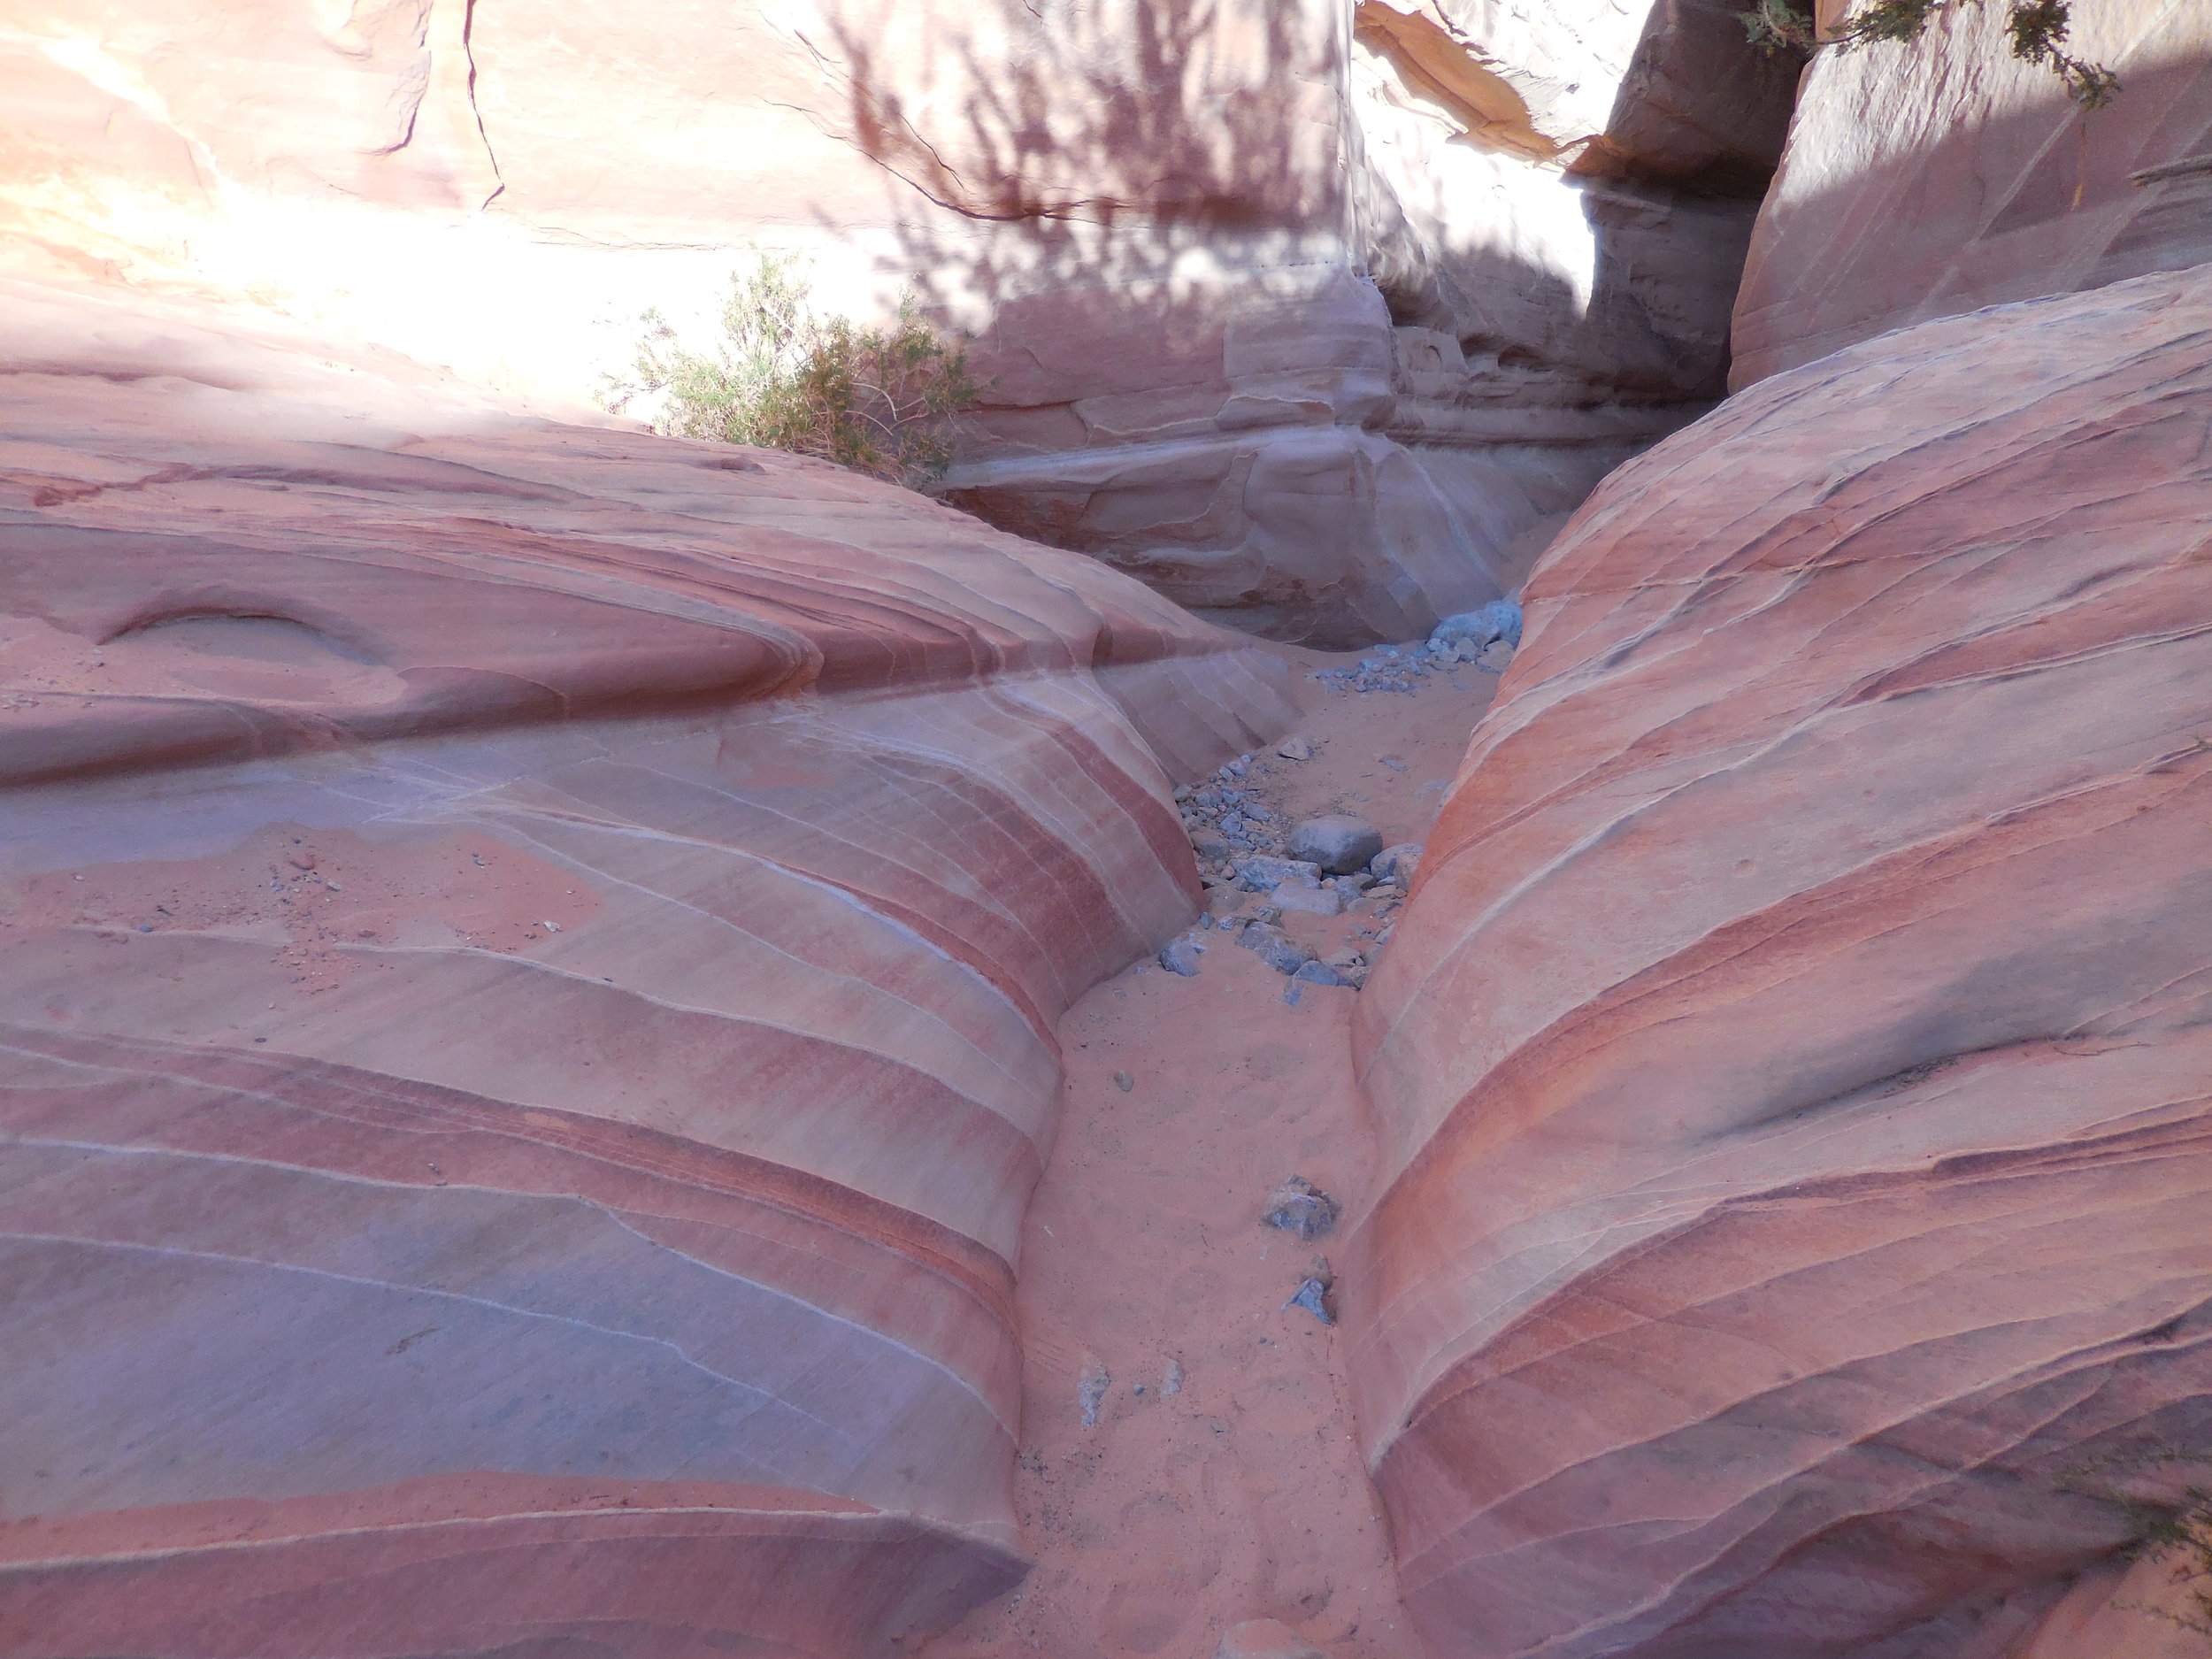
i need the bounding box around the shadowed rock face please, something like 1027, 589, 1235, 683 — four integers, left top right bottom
0, 278, 1298, 1658
1348, 265, 2212, 1659
1731, 0, 2212, 388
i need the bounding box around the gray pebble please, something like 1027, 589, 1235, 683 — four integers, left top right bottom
1159, 937, 1202, 977
1283, 1276, 1333, 1325
1371, 842, 1423, 886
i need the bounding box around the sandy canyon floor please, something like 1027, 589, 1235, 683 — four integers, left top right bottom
923, 653, 1502, 1659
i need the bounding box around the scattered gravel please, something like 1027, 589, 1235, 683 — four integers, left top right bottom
1309, 641, 1464, 695
1306, 606, 1521, 696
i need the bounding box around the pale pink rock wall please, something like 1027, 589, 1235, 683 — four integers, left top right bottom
0, 0, 1793, 645
1731, 0, 2212, 387
0, 276, 1298, 1657
1348, 265, 2212, 1658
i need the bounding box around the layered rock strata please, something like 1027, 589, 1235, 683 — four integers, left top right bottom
1348, 265, 2212, 1658
2, 0, 1792, 646
943, 0, 1801, 642
0, 278, 1298, 1658
1731, 0, 2212, 386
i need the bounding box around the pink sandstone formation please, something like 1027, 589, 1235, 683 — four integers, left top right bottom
1731, 0, 2212, 387
9, 4, 2210, 1657
0, 273, 1300, 1657
0, 0, 1794, 645
1348, 264, 2212, 1659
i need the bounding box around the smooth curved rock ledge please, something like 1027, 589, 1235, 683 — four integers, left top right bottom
0, 277, 1299, 1658
1349, 264, 2212, 1659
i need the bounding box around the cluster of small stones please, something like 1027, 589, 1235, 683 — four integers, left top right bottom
1157, 798, 1418, 998
1174, 754, 1292, 868
1309, 634, 1505, 695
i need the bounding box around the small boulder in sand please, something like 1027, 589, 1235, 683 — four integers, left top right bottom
1276, 736, 1315, 761
1216, 1618, 1327, 1659
1286, 814, 1382, 875
1269, 882, 1341, 917
1370, 842, 1423, 886
1262, 1175, 1339, 1240
1159, 935, 1203, 976
1235, 923, 1313, 976
1188, 826, 1231, 860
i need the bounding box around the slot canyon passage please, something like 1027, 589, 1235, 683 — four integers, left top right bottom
3, 2, 2212, 1658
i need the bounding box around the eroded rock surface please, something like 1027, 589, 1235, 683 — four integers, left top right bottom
0, 277, 1298, 1658
1349, 266, 2212, 1659
1731, 0, 2212, 386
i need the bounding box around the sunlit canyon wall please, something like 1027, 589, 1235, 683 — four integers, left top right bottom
0, 0, 1795, 645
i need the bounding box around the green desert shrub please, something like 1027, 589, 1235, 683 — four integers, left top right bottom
605, 253, 979, 490
1741, 0, 2119, 107
2060, 1444, 2212, 1638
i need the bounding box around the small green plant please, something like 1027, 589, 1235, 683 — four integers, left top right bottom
1740, 0, 2120, 107
2059, 1444, 2212, 1638
603, 253, 979, 490
1740, 0, 1819, 51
